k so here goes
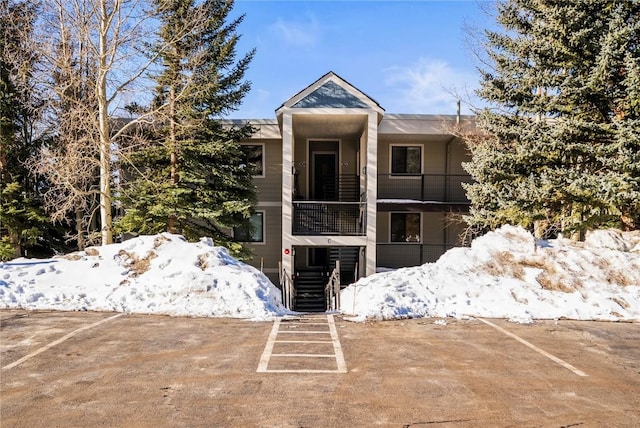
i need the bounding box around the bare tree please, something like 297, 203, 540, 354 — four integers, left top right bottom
32, 0, 205, 246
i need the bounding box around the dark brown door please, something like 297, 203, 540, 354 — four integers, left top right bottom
312, 153, 337, 201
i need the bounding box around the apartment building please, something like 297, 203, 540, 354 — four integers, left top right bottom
231, 72, 474, 311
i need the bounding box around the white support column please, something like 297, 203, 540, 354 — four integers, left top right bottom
365, 111, 377, 276
281, 112, 294, 276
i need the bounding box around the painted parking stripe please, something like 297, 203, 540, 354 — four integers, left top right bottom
478, 318, 588, 377
2, 313, 123, 371
256, 318, 280, 372
257, 315, 347, 373
327, 314, 347, 373
272, 354, 336, 358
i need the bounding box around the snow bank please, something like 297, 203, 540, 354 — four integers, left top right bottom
341, 225, 640, 323
2, 227, 638, 323
0, 233, 290, 320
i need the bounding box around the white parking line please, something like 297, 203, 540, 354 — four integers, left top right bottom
257, 315, 347, 373
327, 314, 347, 373
272, 354, 336, 358
257, 318, 280, 372
2, 313, 123, 371
478, 318, 588, 377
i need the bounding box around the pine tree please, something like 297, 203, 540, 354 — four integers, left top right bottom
0, 0, 64, 260
117, 0, 256, 257
464, 0, 640, 238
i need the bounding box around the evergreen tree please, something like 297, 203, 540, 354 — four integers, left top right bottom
464, 0, 640, 238
117, 0, 256, 257
0, 0, 64, 259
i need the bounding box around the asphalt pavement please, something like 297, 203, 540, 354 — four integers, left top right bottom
1, 309, 638, 427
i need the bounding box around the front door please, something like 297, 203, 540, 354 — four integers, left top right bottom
312, 153, 337, 201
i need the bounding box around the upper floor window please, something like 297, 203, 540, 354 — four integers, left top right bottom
240, 144, 264, 177
233, 211, 264, 243
390, 213, 421, 242
391, 145, 422, 175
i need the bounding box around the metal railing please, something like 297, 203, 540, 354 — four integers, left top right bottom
293, 201, 365, 235
279, 262, 295, 310
325, 260, 341, 311
376, 243, 462, 268
377, 174, 472, 202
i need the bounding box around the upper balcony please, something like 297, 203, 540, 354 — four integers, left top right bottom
293, 174, 365, 236
377, 173, 472, 212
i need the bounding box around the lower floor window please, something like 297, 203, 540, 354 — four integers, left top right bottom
390, 213, 421, 242
234, 212, 264, 242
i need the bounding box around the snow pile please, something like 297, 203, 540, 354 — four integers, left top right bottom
1, 226, 639, 323
0, 233, 289, 320
341, 225, 640, 323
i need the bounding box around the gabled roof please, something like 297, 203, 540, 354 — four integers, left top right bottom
276, 71, 384, 117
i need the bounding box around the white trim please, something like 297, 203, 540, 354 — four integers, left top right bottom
389, 143, 423, 177
388, 212, 423, 244
235, 210, 266, 245
240, 142, 266, 178
254, 210, 266, 245
277, 72, 384, 115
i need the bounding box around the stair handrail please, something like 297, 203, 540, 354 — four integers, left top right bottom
278, 262, 295, 310
353, 262, 359, 283
325, 260, 341, 311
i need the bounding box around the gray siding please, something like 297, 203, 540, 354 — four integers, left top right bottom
251, 139, 282, 202
244, 205, 282, 285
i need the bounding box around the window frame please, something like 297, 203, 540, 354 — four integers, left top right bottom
239, 143, 265, 178
389, 144, 423, 178
233, 210, 266, 244
389, 212, 422, 243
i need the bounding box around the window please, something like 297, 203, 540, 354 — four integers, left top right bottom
390, 213, 421, 242
391, 146, 422, 175
234, 212, 264, 243
240, 144, 264, 177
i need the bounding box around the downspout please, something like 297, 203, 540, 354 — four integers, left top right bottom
444, 99, 461, 250
444, 135, 455, 250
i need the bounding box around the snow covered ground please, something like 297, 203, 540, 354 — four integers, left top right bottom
1, 226, 639, 323
342, 225, 640, 322
0, 234, 289, 320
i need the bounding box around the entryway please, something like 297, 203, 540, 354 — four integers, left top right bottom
293, 247, 361, 312
309, 140, 339, 201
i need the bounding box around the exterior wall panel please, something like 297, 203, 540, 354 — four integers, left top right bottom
243, 205, 282, 285
250, 139, 282, 202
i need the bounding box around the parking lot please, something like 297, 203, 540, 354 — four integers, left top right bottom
1, 309, 639, 427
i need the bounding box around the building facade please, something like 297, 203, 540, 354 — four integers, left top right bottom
232, 72, 474, 311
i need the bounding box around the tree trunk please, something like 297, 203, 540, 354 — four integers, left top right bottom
97, 0, 112, 245
9, 231, 22, 259
76, 207, 85, 250
168, 86, 178, 234
533, 220, 548, 240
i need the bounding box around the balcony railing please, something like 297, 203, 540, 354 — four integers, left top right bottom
377, 174, 472, 202
377, 243, 462, 268
293, 201, 365, 236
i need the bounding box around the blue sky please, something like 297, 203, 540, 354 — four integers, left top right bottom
228, 0, 495, 119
